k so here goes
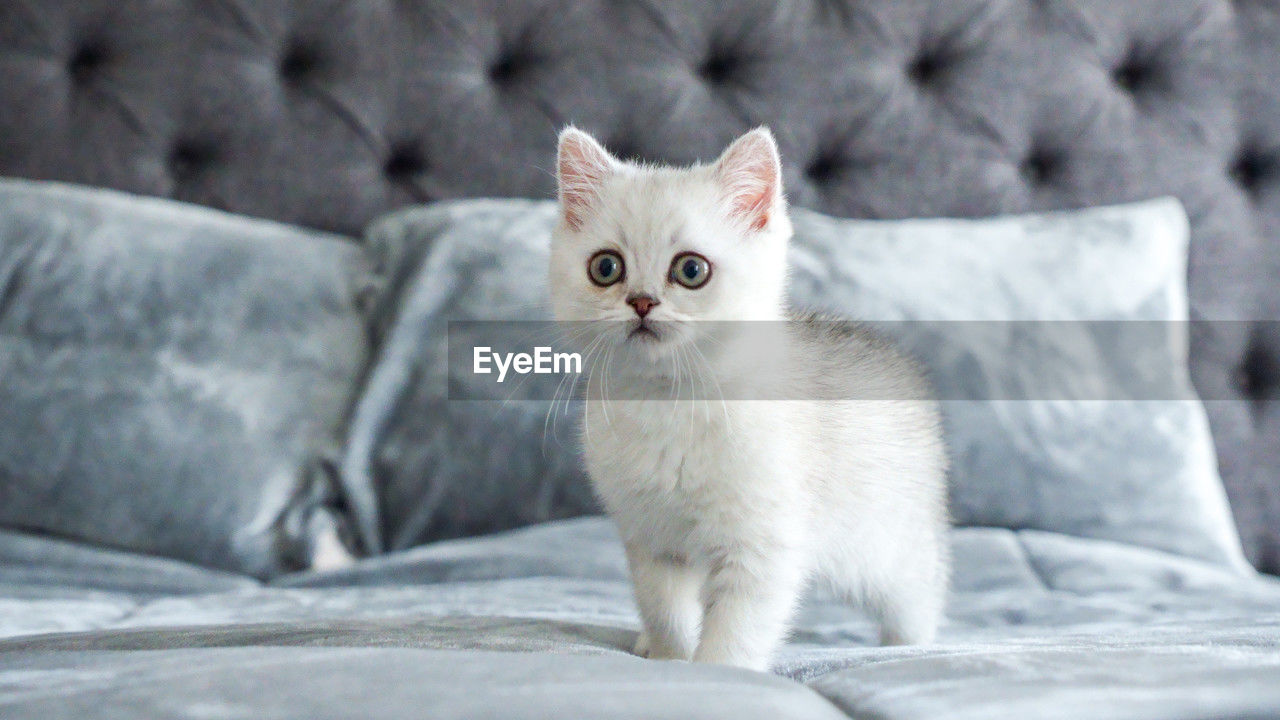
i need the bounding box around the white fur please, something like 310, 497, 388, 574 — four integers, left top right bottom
550, 127, 949, 671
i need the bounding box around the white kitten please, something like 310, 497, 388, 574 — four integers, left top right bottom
549, 126, 949, 671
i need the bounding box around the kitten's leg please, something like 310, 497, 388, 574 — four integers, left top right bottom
870, 576, 943, 645
626, 545, 704, 661
693, 551, 805, 671
821, 534, 945, 646
863, 542, 947, 646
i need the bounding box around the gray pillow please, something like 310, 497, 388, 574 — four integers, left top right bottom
353, 198, 1248, 570
0, 179, 379, 578
349, 203, 597, 550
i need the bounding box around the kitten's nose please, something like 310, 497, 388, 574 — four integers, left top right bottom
627, 294, 660, 318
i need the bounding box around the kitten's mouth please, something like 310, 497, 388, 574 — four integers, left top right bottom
627, 320, 660, 342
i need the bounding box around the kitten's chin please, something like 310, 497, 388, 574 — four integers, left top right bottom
627, 324, 661, 343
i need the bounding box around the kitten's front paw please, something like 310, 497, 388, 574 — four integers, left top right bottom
692, 645, 770, 672
633, 631, 651, 658
634, 631, 694, 661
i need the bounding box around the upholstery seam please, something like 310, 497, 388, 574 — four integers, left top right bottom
1013, 531, 1054, 592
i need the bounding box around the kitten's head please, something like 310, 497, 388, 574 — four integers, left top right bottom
549, 127, 791, 358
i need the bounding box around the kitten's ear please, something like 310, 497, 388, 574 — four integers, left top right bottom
713, 128, 782, 232
557, 127, 618, 230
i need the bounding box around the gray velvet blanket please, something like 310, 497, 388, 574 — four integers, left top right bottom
3, 517, 1279, 720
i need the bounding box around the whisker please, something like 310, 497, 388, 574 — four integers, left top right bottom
600, 342, 615, 427
688, 338, 731, 430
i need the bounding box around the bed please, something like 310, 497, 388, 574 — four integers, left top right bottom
2, 2, 1279, 718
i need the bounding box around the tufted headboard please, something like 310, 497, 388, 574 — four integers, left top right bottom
1, 0, 1278, 571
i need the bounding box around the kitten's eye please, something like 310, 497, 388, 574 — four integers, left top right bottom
587, 250, 625, 287
669, 252, 712, 289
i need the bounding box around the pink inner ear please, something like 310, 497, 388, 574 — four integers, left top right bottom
730, 178, 774, 231
557, 132, 614, 230
717, 133, 780, 232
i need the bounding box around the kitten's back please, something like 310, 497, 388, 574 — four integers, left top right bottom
788, 310, 939, 404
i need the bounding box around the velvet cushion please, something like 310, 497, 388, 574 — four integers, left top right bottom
0, 179, 378, 578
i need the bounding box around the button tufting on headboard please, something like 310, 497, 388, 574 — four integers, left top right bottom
1232, 151, 1275, 197
805, 152, 848, 185
66, 42, 109, 86
906, 50, 948, 87
606, 136, 643, 164
1019, 148, 1064, 186
279, 42, 323, 85
384, 141, 428, 183
487, 51, 528, 85
168, 141, 217, 185
1111, 54, 1158, 94
0, 0, 1278, 572
697, 49, 742, 86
